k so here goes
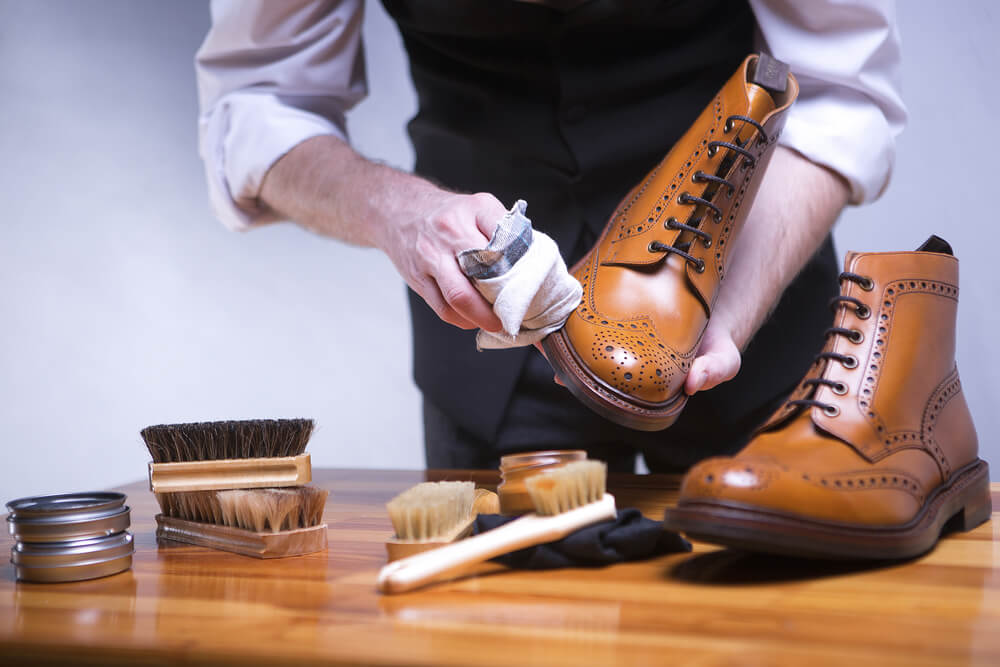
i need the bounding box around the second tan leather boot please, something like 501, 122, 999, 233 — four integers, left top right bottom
663, 237, 991, 559
542, 54, 798, 431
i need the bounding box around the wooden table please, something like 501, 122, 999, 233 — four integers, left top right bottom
2, 469, 998, 666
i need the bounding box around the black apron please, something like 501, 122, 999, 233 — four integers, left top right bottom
380, 0, 839, 450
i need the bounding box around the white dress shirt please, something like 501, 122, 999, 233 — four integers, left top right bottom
196, 0, 906, 232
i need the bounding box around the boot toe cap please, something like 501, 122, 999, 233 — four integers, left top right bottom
679, 457, 924, 527
562, 312, 685, 403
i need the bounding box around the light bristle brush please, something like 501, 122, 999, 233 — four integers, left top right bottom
377, 460, 614, 593
153, 487, 329, 559
141, 419, 314, 492
384, 482, 500, 561
156, 487, 328, 533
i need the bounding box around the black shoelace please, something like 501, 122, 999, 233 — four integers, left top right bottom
786, 272, 874, 417
649, 115, 768, 271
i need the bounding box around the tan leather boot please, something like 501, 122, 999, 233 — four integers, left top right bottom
664, 237, 991, 559
542, 54, 798, 431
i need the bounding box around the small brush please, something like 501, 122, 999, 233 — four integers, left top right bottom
154, 487, 329, 558
377, 460, 614, 594
141, 419, 314, 492
384, 482, 500, 562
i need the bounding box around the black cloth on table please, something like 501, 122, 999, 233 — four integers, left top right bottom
474, 509, 690, 570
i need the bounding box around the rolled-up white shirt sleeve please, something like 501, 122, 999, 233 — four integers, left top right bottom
750, 0, 907, 204
196, 0, 366, 230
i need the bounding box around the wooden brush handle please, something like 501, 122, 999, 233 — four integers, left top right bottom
148, 454, 311, 493
156, 515, 327, 558
377, 494, 616, 594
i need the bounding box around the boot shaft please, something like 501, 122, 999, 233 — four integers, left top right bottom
767, 238, 978, 478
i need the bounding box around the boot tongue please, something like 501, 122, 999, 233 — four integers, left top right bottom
843, 251, 860, 271
745, 83, 776, 121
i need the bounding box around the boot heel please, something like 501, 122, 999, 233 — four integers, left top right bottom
955, 462, 992, 532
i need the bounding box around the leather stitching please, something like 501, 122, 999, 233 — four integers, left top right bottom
921, 369, 961, 480
804, 467, 925, 502
861, 279, 959, 450
609, 96, 723, 246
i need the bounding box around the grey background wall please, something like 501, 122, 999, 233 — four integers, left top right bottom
1, 1, 997, 501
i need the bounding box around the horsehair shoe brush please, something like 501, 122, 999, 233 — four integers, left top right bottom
141, 419, 314, 492
141, 419, 329, 558
377, 460, 615, 593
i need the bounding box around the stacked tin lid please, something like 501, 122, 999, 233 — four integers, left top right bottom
6, 492, 134, 583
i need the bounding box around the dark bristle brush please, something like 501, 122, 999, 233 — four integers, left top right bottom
141, 419, 314, 493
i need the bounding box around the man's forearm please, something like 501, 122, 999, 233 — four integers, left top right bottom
259, 134, 440, 249
715, 145, 850, 350
257, 134, 508, 332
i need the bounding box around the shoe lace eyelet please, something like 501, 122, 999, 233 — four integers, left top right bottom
647, 241, 660, 253
724, 119, 734, 133
707, 145, 718, 158
695, 259, 706, 273
849, 329, 864, 344
841, 355, 859, 369
713, 212, 723, 223
832, 382, 848, 396
859, 277, 875, 291
664, 217, 677, 230
703, 238, 712, 249
823, 404, 841, 417
679, 192, 691, 204
856, 304, 871, 319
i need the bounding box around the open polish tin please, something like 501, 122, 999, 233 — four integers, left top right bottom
6, 492, 134, 583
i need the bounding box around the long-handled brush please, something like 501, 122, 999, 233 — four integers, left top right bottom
140, 419, 328, 558
377, 460, 614, 593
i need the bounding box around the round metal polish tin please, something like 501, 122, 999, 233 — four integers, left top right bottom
6, 492, 134, 583
11, 532, 134, 583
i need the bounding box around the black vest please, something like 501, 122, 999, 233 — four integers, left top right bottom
381, 0, 839, 441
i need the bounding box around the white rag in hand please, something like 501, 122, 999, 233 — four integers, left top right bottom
456, 200, 582, 350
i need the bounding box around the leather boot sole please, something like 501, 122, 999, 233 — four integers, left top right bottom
662, 459, 992, 559
542, 327, 687, 431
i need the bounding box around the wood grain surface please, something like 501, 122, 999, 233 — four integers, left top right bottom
1, 469, 997, 666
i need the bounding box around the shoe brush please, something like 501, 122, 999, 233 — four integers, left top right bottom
377, 460, 614, 594
141, 419, 314, 492
384, 482, 500, 562
140, 419, 328, 558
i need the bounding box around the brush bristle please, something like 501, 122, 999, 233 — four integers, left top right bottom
155, 486, 327, 533
386, 481, 475, 541
140, 419, 314, 463
525, 460, 606, 515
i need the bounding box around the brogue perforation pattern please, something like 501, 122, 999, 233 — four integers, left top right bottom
573, 256, 691, 391
590, 328, 675, 394
612, 97, 723, 242
803, 469, 925, 502
921, 371, 962, 479
712, 128, 780, 278
861, 279, 959, 445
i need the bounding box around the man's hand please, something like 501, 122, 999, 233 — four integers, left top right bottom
379, 191, 507, 331
258, 135, 505, 332
684, 318, 742, 395
684, 145, 850, 396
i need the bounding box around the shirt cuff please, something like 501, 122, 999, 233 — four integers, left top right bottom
779, 85, 897, 205
198, 91, 347, 231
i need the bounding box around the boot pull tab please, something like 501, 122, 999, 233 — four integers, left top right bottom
749, 53, 789, 95
916, 235, 954, 255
